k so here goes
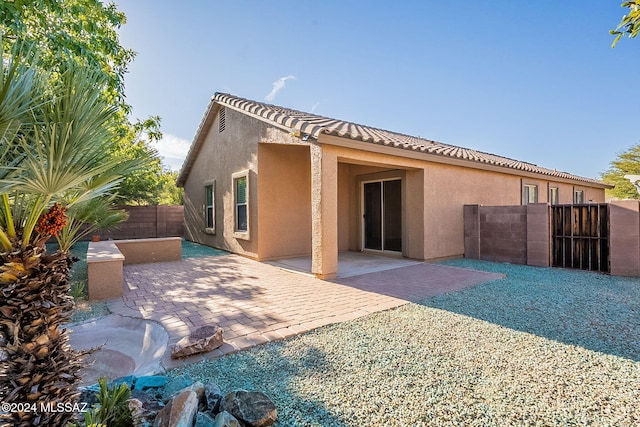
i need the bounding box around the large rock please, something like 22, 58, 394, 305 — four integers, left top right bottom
135, 375, 170, 391
153, 390, 199, 427
159, 375, 194, 398
130, 389, 165, 426
221, 391, 277, 427
205, 382, 224, 414
195, 411, 217, 427
165, 381, 205, 403
171, 325, 224, 359
214, 410, 241, 427
128, 398, 145, 426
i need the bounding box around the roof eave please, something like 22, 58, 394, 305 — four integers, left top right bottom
318, 134, 612, 189
176, 97, 220, 187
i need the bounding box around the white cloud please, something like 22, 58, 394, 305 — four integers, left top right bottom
311, 102, 320, 113
264, 75, 296, 102
154, 133, 191, 172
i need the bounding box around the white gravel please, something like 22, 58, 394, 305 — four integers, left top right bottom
170, 261, 640, 426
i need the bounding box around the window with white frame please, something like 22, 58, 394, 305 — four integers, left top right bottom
205, 183, 215, 232
574, 190, 585, 204
549, 187, 559, 205
233, 172, 248, 234
523, 184, 538, 205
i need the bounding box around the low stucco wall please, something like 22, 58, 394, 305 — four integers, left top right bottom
114, 237, 182, 265
86, 238, 182, 300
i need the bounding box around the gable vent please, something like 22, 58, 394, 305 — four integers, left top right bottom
219, 107, 226, 133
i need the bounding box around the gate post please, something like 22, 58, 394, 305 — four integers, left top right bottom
526, 203, 550, 267
610, 200, 640, 277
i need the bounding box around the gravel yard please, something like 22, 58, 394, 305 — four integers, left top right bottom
170, 260, 640, 426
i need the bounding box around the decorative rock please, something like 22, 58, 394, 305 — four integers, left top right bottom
78, 385, 100, 407
221, 391, 277, 427
131, 389, 165, 425
160, 375, 194, 399
213, 410, 241, 427
109, 375, 136, 389
153, 390, 199, 427
204, 382, 224, 414
135, 375, 170, 391
171, 325, 224, 359
165, 381, 205, 403
195, 411, 218, 427
128, 398, 145, 426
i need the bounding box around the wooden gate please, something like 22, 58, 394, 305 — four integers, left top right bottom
551, 204, 609, 272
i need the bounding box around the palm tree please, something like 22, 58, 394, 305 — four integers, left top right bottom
0, 42, 140, 426
56, 196, 129, 252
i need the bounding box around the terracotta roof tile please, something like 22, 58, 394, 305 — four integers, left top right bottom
177, 93, 609, 187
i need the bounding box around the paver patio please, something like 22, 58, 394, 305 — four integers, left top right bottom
107, 253, 503, 369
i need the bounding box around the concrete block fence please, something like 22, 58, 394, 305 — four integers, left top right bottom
464, 200, 640, 277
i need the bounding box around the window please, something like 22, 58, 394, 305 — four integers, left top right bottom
574, 190, 585, 204
233, 171, 249, 237
549, 187, 559, 205
205, 183, 215, 232
523, 184, 538, 205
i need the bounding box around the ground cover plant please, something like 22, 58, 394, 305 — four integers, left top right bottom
169, 261, 640, 426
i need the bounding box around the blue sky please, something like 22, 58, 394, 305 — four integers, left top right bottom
116, 1, 640, 179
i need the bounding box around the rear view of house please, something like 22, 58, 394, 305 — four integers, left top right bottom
176, 93, 609, 279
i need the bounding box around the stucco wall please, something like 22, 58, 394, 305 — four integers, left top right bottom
423, 165, 523, 259
338, 163, 352, 252
421, 164, 604, 260
257, 144, 312, 259
183, 107, 265, 258
317, 138, 606, 261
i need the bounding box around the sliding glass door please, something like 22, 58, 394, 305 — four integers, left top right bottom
363, 179, 402, 252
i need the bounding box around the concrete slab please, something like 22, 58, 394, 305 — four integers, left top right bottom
267, 251, 422, 278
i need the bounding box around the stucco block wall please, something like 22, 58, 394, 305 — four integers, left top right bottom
257, 144, 312, 259
609, 200, 640, 277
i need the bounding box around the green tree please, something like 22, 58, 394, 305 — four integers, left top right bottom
0, 0, 183, 206
0, 43, 141, 427
113, 117, 184, 205
0, 0, 133, 108
601, 144, 640, 199
611, 1, 640, 46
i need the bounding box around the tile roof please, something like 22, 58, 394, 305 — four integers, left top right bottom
177, 93, 609, 187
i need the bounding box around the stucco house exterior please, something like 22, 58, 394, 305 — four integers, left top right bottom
176, 93, 609, 279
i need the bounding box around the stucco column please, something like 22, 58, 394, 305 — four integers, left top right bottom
609, 200, 640, 277
310, 143, 338, 279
